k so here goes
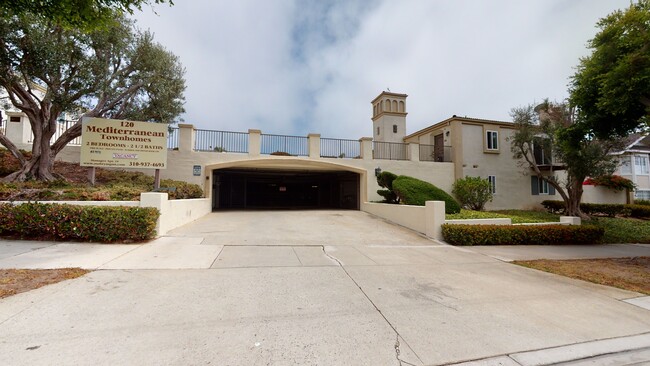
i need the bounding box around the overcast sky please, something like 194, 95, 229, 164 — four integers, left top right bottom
133, 0, 631, 139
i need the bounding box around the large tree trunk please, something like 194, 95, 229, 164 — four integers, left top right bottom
564, 178, 588, 219
3, 138, 58, 182
2, 115, 64, 182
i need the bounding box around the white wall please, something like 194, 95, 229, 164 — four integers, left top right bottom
581, 185, 628, 205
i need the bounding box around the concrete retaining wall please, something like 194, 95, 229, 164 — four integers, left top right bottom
362, 201, 581, 241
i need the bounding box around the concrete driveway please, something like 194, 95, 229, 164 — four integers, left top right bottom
0, 210, 649, 365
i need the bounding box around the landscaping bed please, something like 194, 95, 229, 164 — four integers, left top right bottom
0, 152, 203, 201
514, 257, 650, 295
0, 268, 89, 299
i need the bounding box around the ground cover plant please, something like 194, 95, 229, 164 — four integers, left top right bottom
586, 217, 650, 244
0, 268, 90, 299
0, 153, 203, 201
514, 257, 650, 295
446, 209, 560, 224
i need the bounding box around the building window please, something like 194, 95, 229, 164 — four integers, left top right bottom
620, 155, 632, 175
486, 130, 498, 150
9, 116, 21, 122
377, 127, 380, 135
635, 155, 649, 175
531, 176, 555, 195
539, 177, 549, 194
635, 190, 650, 200
393, 124, 397, 133
488, 175, 496, 194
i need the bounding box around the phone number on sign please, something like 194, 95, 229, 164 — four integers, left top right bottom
128, 162, 165, 168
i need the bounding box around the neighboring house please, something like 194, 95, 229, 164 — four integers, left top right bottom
612, 134, 650, 200
403, 115, 564, 210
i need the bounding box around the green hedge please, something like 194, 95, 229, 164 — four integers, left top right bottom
392, 176, 461, 214
441, 224, 604, 246
0, 203, 159, 242
541, 200, 650, 218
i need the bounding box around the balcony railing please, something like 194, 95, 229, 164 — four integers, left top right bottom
373, 141, 409, 160
261, 134, 308, 156
167, 127, 179, 149
419, 144, 452, 162
320, 138, 360, 159
195, 129, 249, 153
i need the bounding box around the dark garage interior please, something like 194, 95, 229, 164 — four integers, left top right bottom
212, 169, 360, 210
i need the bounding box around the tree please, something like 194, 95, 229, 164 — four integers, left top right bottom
0, 13, 185, 181
452, 176, 493, 211
0, 0, 173, 30
510, 101, 623, 218
570, 0, 650, 139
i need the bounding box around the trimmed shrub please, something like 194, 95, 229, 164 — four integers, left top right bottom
392, 175, 461, 214
452, 176, 493, 211
581, 203, 630, 217
634, 199, 650, 206
541, 200, 566, 214
0, 203, 159, 242
627, 204, 650, 218
541, 200, 650, 218
376, 171, 399, 203
441, 224, 604, 246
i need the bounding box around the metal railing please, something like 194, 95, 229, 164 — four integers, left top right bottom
320, 138, 360, 159
194, 129, 249, 153
261, 133, 308, 156
167, 127, 179, 149
419, 144, 452, 162
373, 141, 409, 160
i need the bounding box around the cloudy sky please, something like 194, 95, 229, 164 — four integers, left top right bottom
133, 0, 630, 139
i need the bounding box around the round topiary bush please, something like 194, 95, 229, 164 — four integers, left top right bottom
392, 175, 461, 213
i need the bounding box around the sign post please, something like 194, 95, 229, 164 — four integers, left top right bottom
80, 117, 168, 189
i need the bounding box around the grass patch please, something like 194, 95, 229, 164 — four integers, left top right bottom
0, 268, 89, 298
514, 257, 650, 295
446, 209, 560, 224
585, 217, 650, 244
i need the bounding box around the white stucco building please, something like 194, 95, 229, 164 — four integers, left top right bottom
2, 90, 628, 210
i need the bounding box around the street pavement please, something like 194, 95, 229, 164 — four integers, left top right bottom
0, 210, 649, 365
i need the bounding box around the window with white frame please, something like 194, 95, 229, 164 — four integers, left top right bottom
486, 130, 498, 150
635, 155, 649, 175
487, 175, 496, 194
620, 155, 632, 175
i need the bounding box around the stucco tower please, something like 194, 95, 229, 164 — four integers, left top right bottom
371, 91, 408, 143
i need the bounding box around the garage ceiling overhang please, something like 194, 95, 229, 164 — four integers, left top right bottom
205, 157, 367, 175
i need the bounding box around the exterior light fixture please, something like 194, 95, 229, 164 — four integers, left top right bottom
375, 167, 382, 177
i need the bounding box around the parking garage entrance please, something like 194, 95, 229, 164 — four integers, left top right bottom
212, 169, 360, 210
